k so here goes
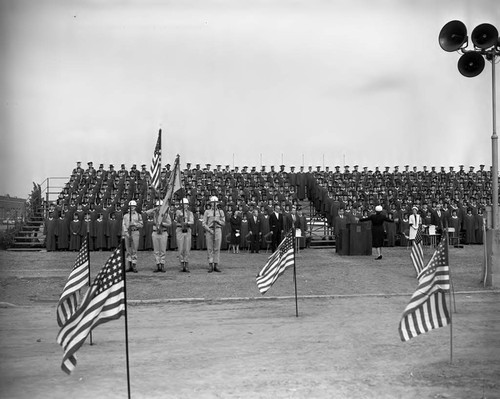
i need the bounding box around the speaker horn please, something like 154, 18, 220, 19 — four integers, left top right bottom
471, 23, 499, 49
458, 51, 485, 77
439, 20, 467, 52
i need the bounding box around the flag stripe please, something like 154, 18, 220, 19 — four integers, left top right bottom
256, 230, 294, 294
151, 130, 161, 189
399, 291, 449, 341
399, 237, 450, 341
57, 247, 125, 374
57, 238, 90, 327
410, 225, 424, 276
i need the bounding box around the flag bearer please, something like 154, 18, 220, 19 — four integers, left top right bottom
144, 200, 172, 273
175, 198, 194, 272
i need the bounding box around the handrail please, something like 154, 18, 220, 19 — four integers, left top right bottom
39, 176, 69, 216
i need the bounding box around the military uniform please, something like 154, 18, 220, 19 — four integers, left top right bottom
144, 201, 172, 272
203, 197, 226, 272
122, 201, 143, 272
175, 198, 195, 272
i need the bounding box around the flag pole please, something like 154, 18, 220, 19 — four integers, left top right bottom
120, 238, 132, 399
444, 231, 457, 313
86, 229, 93, 346
292, 228, 299, 317
444, 230, 453, 364
449, 288, 453, 364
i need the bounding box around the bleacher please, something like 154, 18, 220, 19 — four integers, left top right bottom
11, 162, 495, 250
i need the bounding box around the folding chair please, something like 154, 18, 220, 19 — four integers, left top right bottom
263, 232, 273, 253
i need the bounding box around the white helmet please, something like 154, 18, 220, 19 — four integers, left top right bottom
182, 198, 189, 204
129, 200, 137, 206
375, 205, 383, 212
210, 196, 219, 203
155, 200, 164, 206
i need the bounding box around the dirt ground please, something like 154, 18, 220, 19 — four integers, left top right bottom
0, 245, 499, 398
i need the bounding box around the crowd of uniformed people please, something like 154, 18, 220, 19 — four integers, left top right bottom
41, 161, 495, 256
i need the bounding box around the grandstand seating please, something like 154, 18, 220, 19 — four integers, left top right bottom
11, 163, 495, 250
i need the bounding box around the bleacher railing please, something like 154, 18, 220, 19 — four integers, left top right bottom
40, 177, 68, 216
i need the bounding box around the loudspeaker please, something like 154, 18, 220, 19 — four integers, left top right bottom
458, 51, 485, 77
439, 20, 467, 52
471, 23, 499, 49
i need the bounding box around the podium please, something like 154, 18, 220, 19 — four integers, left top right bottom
337, 223, 372, 256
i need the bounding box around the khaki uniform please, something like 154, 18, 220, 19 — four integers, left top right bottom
122, 211, 144, 268
203, 208, 225, 265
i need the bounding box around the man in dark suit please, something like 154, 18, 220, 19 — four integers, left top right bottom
431, 203, 447, 242
248, 209, 262, 253
269, 204, 284, 252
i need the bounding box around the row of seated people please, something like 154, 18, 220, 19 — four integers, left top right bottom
42, 161, 495, 247
43, 201, 309, 252
57, 162, 496, 221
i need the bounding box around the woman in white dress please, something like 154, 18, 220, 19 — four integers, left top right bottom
408, 206, 422, 240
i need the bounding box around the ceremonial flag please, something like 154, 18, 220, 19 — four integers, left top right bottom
159, 154, 182, 217
57, 247, 125, 374
256, 229, 295, 294
150, 130, 162, 190
410, 225, 424, 276
399, 238, 450, 341
56, 237, 90, 327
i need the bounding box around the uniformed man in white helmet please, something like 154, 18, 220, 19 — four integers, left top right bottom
175, 198, 194, 272
122, 200, 143, 272
144, 199, 172, 273
202, 196, 225, 272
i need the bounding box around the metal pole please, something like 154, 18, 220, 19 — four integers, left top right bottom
491, 51, 498, 230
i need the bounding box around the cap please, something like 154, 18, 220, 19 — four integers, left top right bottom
155, 200, 164, 206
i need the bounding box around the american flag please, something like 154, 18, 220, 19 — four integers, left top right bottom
150, 130, 162, 190
410, 224, 424, 276
57, 247, 125, 374
256, 229, 295, 294
159, 154, 182, 217
399, 238, 450, 341
56, 237, 90, 327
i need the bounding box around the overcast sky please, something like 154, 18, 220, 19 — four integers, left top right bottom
1, 0, 499, 198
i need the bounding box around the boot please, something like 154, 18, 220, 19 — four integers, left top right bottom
154, 263, 161, 273
132, 263, 138, 273
208, 263, 214, 273
213, 263, 221, 273
184, 262, 190, 273
126, 261, 133, 273
160, 263, 166, 273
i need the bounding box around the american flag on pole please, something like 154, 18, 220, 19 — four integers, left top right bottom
150, 130, 162, 190
256, 229, 295, 294
56, 237, 90, 327
159, 154, 182, 217
399, 238, 450, 342
410, 224, 424, 276
57, 247, 125, 374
